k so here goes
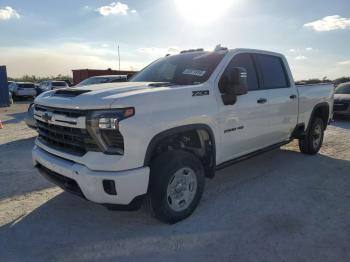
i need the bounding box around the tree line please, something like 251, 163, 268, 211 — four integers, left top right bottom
295, 76, 350, 86
8, 74, 73, 83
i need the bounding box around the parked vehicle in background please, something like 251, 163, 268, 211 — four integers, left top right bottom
25, 103, 36, 129
36, 80, 69, 95
7, 80, 14, 104
9, 91, 13, 104
333, 82, 350, 116
9, 82, 36, 100
75, 75, 127, 87
59, 79, 73, 87
32, 47, 334, 223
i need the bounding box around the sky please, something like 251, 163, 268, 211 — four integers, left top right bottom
0, 0, 350, 80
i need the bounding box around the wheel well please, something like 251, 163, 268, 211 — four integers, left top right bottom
145, 127, 216, 178
311, 104, 329, 129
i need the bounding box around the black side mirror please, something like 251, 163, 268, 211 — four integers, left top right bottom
220, 67, 248, 105
223, 67, 248, 96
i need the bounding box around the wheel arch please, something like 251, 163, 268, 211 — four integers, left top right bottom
144, 124, 216, 178
306, 102, 330, 131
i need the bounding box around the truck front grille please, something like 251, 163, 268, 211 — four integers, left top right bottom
37, 120, 100, 156
35, 105, 100, 156
34, 105, 125, 156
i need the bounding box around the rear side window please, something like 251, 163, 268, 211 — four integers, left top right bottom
18, 83, 35, 88
219, 53, 259, 92
256, 54, 289, 89
52, 81, 67, 87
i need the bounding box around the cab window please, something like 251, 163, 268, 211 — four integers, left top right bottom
255, 54, 289, 89
219, 53, 259, 92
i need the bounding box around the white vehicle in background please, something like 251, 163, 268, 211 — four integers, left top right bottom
75, 75, 128, 87
333, 82, 350, 116
37, 80, 69, 95
32, 47, 334, 223
9, 82, 36, 100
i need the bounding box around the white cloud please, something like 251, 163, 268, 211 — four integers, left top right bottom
96, 2, 134, 16
295, 55, 307, 60
304, 15, 350, 32
130, 9, 137, 14
0, 6, 20, 20
305, 47, 313, 51
338, 60, 350, 66
289, 49, 297, 52
138, 47, 181, 56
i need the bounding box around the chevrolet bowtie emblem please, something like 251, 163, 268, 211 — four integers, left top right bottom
42, 111, 54, 122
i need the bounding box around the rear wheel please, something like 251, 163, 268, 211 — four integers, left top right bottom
147, 150, 205, 224
299, 117, 324, 155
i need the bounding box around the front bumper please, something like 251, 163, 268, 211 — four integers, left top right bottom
32, 146, 150, 205
15, 91, 36, 97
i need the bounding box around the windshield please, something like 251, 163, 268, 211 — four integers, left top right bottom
52, 81, 67, 87
335, 84, 350, 94
130, 52, 226, 85
77, 77, 114, 86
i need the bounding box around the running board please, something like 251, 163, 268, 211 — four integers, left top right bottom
215, 140, 291, 171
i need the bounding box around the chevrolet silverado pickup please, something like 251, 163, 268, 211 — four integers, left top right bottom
32, 47, 334, 223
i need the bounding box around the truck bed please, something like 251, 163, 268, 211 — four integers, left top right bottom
296, 83, 334, 128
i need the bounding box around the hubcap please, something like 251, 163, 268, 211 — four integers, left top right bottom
312, 124, 322, 149
166, 167, 197, 212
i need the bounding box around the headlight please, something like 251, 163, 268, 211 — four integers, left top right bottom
86, 108, 135, 154
97, 108, 134, 129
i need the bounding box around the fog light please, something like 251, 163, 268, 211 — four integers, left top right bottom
103, 180, 117, 195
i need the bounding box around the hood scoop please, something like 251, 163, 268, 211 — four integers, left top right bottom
53, 89, 91, 97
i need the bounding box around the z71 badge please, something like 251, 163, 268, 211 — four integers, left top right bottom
192, 90, 209, 96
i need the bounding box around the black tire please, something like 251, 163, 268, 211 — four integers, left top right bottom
147, 150, 205, 224
299, 117, 324, 155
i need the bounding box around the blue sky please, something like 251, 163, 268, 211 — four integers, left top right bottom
0, 0, 350, 80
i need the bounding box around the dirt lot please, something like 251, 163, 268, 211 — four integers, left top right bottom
1, 102, 350, 262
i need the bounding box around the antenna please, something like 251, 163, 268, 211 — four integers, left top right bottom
117, 44, 121, 71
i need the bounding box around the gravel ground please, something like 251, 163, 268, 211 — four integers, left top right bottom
1, 102, 350, 262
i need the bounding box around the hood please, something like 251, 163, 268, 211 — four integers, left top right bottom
34, 82, 172, 110
334, 93, 350, 101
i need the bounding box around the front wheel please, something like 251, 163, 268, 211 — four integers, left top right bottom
147, 150, 205, 224
299, 117, 325, 155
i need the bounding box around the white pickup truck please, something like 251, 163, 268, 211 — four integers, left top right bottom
32, 47, 334, 223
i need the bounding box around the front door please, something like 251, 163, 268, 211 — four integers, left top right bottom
216, 53, 272, 163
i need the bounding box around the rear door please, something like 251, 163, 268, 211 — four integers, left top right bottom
254, 54, 298, 142
217, 53, 272, 163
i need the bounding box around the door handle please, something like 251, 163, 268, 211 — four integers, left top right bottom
257, 98, 267, 104
290, 94, 297, 99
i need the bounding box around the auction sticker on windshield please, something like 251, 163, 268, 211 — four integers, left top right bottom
182, 69, 206, 77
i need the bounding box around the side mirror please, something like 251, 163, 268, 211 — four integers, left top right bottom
222, 67, 248, 96
220, 67, 248, 105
